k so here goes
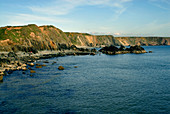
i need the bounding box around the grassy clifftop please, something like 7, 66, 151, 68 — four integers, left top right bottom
0, 24, 71, 51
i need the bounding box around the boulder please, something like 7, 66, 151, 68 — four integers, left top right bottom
74, 66, 78, 68
0, 71, 4, 76
28, 63, 34, 67
90, 52, 96, 55
43, 61, 49, 63
22, 67, 27, 71
36, 65, 42, 68
0, 75, 3, 82
58, 66, 64, 70
17, 66, 22, 70
99, 45, 118, 53
30, 70, 36, 73
22, 64, 27, 67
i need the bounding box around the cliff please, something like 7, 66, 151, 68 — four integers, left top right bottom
115, 37, 170, 46
0, 24, 71, 52
65, 32, 170, 46
65, 32, 120, 46
0, 24, 170, 52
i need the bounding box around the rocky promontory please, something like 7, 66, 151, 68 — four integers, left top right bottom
99, 45, 146, 55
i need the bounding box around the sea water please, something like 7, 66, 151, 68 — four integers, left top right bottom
0, 46, 170, 113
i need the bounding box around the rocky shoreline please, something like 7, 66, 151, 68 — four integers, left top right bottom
0, 45, 97, 82
0, 45, 148, 82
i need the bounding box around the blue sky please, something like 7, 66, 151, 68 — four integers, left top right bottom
0, 0, 170, 36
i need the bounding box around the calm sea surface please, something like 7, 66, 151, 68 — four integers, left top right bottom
0, 46, 170, 114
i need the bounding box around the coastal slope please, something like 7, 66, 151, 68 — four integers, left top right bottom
0, 24, 71, 52
0, 24, 170, 52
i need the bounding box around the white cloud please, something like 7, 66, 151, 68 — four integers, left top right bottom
114, 32, 121, 35
29, 0, 133, 17
149, 0, 170, 10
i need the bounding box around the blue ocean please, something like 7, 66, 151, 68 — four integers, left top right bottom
0, 46, 170, 113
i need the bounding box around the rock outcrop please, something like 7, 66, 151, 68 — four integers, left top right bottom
99, 45, 146, 55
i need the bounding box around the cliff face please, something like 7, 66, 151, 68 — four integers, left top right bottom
115, 37, 170, 46
65, 32, 170, 47
65, 32, 120, 47
0, 24, 170, 52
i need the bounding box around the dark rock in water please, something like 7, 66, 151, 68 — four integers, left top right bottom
99, 45, 146, 55
36, 65, 42, 68
78, 48, 90, 52
90, 52, 96, 55
130, 45, 144, 51
30, 70, 36, 73
58, 66, 64, 70
74, 66, 78, 68
28, 67, 32, 70
22, 72, 26, 74
119, 45, 126, 51
149, 51, 153, 53
36, 63, 40, 66
7, 70, 13, 74
43, 61, 49, 63
99, 45, 118, 52
0, 75, 3, 82
8, 52, 17, 57
42, 64, 46, 66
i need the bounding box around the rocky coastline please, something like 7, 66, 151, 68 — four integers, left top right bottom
0, 45, 148, 82
0, 45, 97, 82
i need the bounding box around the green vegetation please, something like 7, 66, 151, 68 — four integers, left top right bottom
0, 28, 6, 40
